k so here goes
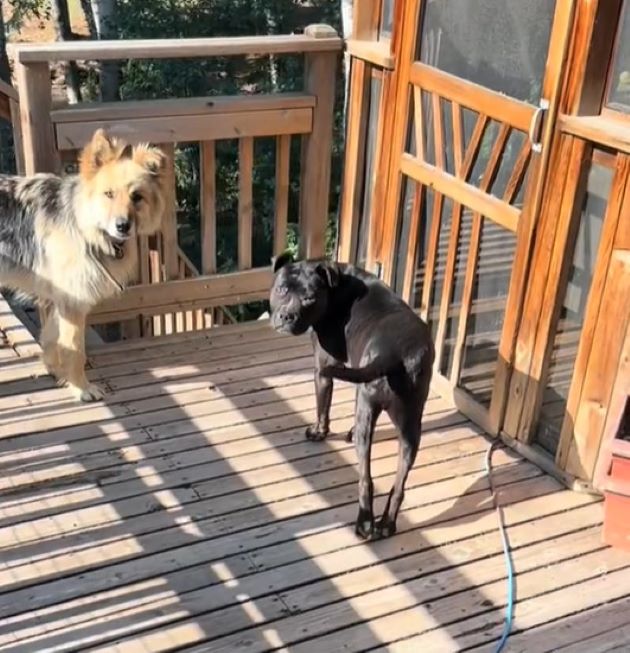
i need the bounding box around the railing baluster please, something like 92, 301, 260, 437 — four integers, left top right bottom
238, 137, 254, 270
299, 24, 338, 259
274, 134, 291, 256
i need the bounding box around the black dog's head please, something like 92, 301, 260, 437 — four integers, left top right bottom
269, 252, 340, 335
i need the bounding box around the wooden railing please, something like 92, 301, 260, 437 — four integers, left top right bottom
0, 77, 24, 174
10, 25, 341, 338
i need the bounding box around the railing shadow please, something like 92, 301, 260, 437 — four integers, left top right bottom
0, 330, 603, 652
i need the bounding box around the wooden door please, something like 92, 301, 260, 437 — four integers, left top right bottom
503, 0, 630, 485
372, 0, 575, 433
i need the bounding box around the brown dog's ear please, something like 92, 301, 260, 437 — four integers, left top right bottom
119, 142, 134, 160
132, 143, 167, 177
272, 251, 294, 273
79, 128, 118, 179
316, 261, 340, 288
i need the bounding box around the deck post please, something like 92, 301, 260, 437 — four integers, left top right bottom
15, 62, 58, 174
299, 24, 338, 260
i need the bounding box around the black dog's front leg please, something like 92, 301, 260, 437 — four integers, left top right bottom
305, 365, 334, 441
306, 334, 337, 442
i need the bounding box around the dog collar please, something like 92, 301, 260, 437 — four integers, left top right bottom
89, 243, 125, 293
112, 242, 125, 260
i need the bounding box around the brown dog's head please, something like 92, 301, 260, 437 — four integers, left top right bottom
77, 129, 167, 247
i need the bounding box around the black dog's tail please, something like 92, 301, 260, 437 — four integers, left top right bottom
320, 358, 394, 384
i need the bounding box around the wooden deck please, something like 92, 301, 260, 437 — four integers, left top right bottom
1, 315, 629, 652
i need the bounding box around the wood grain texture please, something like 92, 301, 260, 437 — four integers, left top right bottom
15, 62, 58, 174
299, 25, 338, 259
273, 134, 291, 256
10, 32, 342, 63
0, 313, 617, 653
200, 140, 217, 275
337, 58, 370, 263
238, 137, 254, 270
55, 108, 313, 150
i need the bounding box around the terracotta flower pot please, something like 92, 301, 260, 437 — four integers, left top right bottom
602, 454, 630, 552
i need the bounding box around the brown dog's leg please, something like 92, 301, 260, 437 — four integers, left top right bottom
40, 303, 62, 379
354, 388, 380, 540
56, 306, 104, 402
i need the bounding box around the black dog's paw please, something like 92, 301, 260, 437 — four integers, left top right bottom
345, 427, 354, 443
305, 424, 328, 441
375, 515, 397, 539
355, 508, 375, 540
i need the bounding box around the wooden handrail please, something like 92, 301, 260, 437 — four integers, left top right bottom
9, 30, 342, 63
0, 78, 18, 102
13, 24, 339, 339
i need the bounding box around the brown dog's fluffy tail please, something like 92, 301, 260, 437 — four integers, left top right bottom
320, 358, 393, 384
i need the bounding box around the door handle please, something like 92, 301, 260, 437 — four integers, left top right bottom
528, 99, 549, 154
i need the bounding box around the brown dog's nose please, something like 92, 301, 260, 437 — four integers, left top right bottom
115, 217, 131, 236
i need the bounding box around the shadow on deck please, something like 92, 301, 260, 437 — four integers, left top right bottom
0, 317, 628, 653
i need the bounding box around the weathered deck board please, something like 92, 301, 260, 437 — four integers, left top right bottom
0, 319, 628, 652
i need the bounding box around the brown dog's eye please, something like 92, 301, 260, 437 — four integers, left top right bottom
131, 191, 143, 204
104, 190, 114, 199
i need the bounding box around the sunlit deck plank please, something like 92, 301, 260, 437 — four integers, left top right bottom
0, 318, 626, 652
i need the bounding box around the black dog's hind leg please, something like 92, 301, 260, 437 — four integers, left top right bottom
377, 376, 430, 538
354, 388, 380, 540
345, 387, 359, 442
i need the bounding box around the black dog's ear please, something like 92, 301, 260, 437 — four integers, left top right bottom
272, 251, 294, 273
316, 261, 340, 288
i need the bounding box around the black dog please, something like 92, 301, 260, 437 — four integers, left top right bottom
269, 253, 434, 540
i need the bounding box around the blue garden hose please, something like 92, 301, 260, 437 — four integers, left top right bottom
485, 440, 515, 653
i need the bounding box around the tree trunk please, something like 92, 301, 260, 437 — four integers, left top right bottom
50, 0, 82, 103
80, 0, 97, 37
0, 0, 13, 172
341, 0, 352, 123
0, 1, 11, 83
90, 0, 120, 101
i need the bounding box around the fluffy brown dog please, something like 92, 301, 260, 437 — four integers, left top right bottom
0, 129, 167, 401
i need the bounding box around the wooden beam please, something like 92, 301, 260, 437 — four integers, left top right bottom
91, 268, 273, 320
51, 93, 316, 123
15, 62, 58, 174
10, 32, 343, 63
159, 143, 179, 281
200, 141, 216, 275
489, 0, 577, 435
400, 155, 520, 232
9, 98, 25, 175
352, 0, 380, 40
501, 137, 578, 439
274, 135, 291, 256
345, 39, 394, 69
337, 58, 370, 263
90, 290, 268, 324
299, 24, 338, 259
559, 114, 630, 154
565, 248, 630, 482
55, 107, 313, 150
238, 137, 254, 270
409, 62, 534, 133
